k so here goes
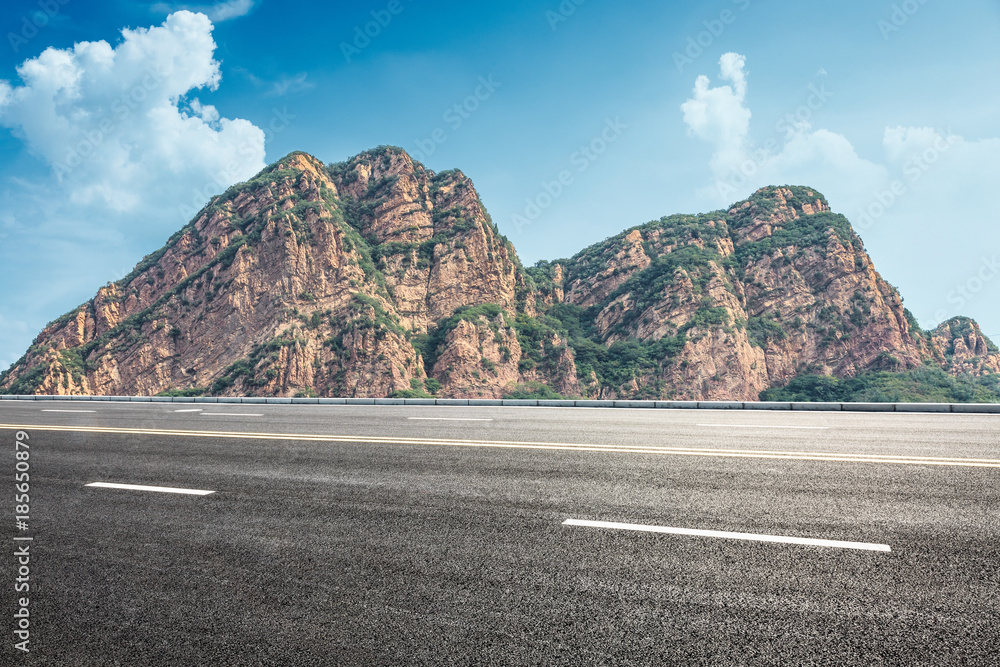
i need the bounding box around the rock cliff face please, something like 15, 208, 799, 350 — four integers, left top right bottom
527, 186, 999, 400
0, 148, 556, 398
2, 151, 998, 400
930, 317, 1000, 375
570, 187, 931, 399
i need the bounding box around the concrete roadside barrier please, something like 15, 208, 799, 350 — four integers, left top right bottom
3, 395, 1000, 413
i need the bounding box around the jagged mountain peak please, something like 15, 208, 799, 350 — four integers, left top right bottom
931, 316, 1000, 375
2, 150, 998, 401
733, 185, 831, 217
0, 148, 535, 398
270, 150, 331, 180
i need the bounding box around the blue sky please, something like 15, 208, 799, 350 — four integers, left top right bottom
2, 0, 999, 370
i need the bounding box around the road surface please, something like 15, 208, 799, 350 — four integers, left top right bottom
2, 401, 998, 665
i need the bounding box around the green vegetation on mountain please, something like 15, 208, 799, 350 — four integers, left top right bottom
2, 359, 47, 395
760, 367, 1000, 403
412, 303, 509, 372
156, 387, 206, 397
503, 381, 564, 399
939, 316, 999, 354
728, 186, 830, 228
736, 212, 856, 264
536, 304, 687, 397
210, 333, 306, 395
4, 150, 999, 404
516, 185, 1000, 402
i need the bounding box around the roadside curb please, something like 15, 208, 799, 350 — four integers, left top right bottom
2, 395, 999, 413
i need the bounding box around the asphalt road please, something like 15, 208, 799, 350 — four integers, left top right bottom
2, 402, 998, 665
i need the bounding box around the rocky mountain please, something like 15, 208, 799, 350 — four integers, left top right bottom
929, 317, 1000, 376
3, 148, 998, 401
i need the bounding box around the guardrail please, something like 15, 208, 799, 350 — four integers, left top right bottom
1, 395, 999, 413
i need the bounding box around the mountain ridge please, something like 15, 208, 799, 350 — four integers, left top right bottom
3, 146, 998, 401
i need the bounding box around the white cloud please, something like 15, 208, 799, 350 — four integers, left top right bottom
718, 52, 747, 99
680, 54, 1000, 335
883, 125, 942, 162
268, 72, 314, 97
870, 127, 1000, 326
0, 11, 270, 370
681, 52, 889, 209
206, 0, 256, 21
151, 0, 257, 23
747, 126, 888, 212
681, 52, 751, 179
0, 10, 265, 215
235, 67, 315, 97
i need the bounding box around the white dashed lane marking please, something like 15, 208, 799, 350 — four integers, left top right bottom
407, 418, 494, 422
200, 413, 263, 417
563, 519, 890, 552
698, 423, 829, 430
85, 482, 215, 496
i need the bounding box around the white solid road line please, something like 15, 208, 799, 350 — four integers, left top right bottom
407, 417, 494, 421
174, 408, 203, 413
563, 519, 891, 552
698, 423, 829, 430
41, 409, 97, 413
85, 482, 215, 496
7, 424, 999, 467
200, 413, 264, 417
